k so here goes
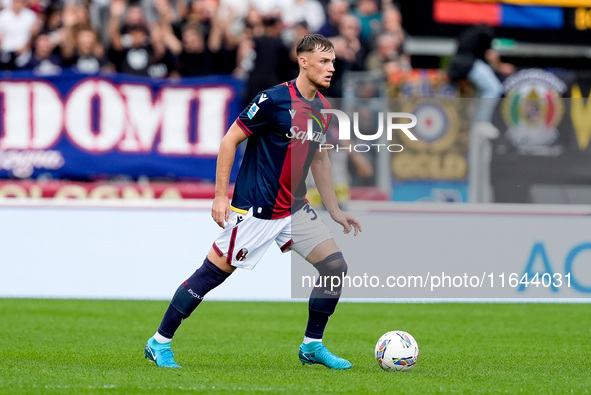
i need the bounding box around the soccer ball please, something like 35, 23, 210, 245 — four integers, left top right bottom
375, 330, 419, 371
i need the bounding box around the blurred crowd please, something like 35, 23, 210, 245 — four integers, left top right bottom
0, 0, 408, 96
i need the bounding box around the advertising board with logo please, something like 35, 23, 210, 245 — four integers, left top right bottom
388, 70, 470, 202
490, 68, 591, 203
0, 70, 244, 182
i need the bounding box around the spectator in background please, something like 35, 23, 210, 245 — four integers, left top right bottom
0, 0, 41, 69
335, 13, 367, 70
249, 0, 283, 17
174, 1, 241, 77
448, 24, 515, 138
202, 2, 240, 74
108, 0, 155, 76
381, 5, 403, 36
244, 16, 290, 102
43, 3, 65, 51
23, 31, 62, 75
243, 6, 265, 37
88, 0, 111, 48
140, 0, 187, 27
352, 0, 381, 43
109, 23, 153, 76
219, 0, 249, 22
62, 26, 110, 74
62, 0, 92, 32
217, 0, 249, 43
121, 1, 149, 29
371, 4, 405, 48
26, 0, 46, 14
317, 0, 349, 38
233, 7, 260, 79
365, 31, 409, 73
57, 0, 109, 74
286, 21, 310, 80
55, 0, 94, 55
324, 36, 348, 97
146, 25, 177, 78
175, 23, 215, 77
175, 0, 215, 38
281, 0, 326, 34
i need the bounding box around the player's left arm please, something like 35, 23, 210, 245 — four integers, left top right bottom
310, 148, 361, 236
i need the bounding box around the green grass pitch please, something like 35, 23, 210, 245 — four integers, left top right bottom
1, 299, 590, 394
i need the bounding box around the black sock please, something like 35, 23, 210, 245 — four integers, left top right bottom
157, 257, 230, 339
305, 252, 348, 340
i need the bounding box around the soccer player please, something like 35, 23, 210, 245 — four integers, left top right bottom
144, 34, 361, 370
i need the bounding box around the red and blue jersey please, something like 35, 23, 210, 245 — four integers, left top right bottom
233, 80, 332, 219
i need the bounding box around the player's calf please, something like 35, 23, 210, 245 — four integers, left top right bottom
145, 257, 231, 367
156, 257, 231, 340
305, 252, 348, 340
298, 252, 351, 369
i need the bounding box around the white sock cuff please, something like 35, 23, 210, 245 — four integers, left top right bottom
303, 336, 322, 344
153, 332, 172, 344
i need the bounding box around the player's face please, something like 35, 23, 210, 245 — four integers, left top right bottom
303, 48, 336, 89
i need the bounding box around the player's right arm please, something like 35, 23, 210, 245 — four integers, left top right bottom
212, 121, 249, 228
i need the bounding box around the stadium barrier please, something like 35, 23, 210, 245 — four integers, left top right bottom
1, 199, 590, 301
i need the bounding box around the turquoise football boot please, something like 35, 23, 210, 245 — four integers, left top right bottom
144, 337, 181, 368
298, 342, 351, 370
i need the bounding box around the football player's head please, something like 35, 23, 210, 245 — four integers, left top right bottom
296, 34, 336, 89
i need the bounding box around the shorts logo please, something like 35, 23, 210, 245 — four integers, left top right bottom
236, 216, 244, 225
236, 248, 249, 262
247, 103, 259, 119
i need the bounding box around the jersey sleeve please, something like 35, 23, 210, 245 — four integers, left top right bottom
236, 92, 275, 137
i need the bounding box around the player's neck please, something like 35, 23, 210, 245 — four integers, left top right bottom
295, 75, 318, 101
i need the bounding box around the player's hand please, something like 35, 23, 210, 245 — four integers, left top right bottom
330, 210, 362, 236
212, 196, 230, 228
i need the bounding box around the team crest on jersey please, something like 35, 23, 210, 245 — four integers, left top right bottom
247, 103, 260, 119
236, 248, 249, 261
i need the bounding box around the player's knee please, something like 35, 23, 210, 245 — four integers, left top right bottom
309, 253, 347, 314
333, 257, 348, 278
207, 249, 236, 274
314, 251, 348, 278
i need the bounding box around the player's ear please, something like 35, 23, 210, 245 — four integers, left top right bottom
298, 53, 308, 69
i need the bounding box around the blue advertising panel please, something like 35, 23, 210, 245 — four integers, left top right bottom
0, 70, 244, 181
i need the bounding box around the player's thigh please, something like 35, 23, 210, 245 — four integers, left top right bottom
281, 203, 338, 264
213, 208, 287, 269
304, 238, 341, 264
206, 248, 236, 274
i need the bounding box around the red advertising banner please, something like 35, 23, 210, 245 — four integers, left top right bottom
0, 180, 228, 200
